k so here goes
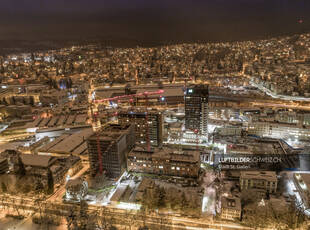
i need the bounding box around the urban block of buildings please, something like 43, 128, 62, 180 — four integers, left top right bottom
127, 146, 200, 178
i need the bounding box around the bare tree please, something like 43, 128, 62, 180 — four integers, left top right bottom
66, 205, 78, 230
124, 209, 137, 230
12, 198, 21, 216
0, 194, 8, 211
157, 211, 171, 230
19, 197, 26, 215
34, 198, 44, 222
138, 207, 148, 229
97, 206, 111, 229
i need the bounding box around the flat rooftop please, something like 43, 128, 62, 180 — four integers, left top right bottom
20, 154, 57, 168
39, 128, 93, 155
100, 124, 133, 134
88, 124, 132, 141
240, 171, 277, 182
221, 196, 241, 211
227, 137, 286, 155
129, 146, 200, 163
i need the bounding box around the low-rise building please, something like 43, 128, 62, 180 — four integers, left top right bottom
38, 128, 93, 159
127, 146, 200, 178
20, 154, 59, 188
248, 121, 310, 141
19, 136, 50, 154
39, 89, 68, 106
20, 154, 82, 189
0, 104, 32, 119
221, 196, 241, 221
225, 137, 286, 155
215, 126, 242, 136
240, 171, 277, 194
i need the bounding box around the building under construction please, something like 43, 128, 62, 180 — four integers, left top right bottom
87, 124, 135, 178
118, 108, 164, 147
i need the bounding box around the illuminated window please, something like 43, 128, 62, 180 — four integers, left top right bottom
171, 167, 175, 170
176, 167, 180, 170
159, 166, 163, 169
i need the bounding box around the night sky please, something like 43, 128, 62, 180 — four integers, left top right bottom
0, 0, 310, 52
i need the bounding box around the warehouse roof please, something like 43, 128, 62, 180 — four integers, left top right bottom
20, 154, 57, 168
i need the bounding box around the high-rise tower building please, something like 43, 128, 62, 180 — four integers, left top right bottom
87, 124, 135, 178
118, 108, 164, 147
185, 84, 209, 137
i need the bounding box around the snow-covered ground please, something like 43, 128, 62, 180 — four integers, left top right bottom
201, 170, 216, 215
285, 172, 310, 216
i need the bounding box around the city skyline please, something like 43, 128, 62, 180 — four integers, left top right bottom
1, 2, 310, 230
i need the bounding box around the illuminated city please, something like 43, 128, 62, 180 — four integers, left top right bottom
1, 1, 310, 230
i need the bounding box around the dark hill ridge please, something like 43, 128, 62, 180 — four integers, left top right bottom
0, 0, 310, 54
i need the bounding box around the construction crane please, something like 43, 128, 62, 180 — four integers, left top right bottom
135, 69, 139, 85
144, 92, 151, 152
90, 104, 104, 176
94, 89, 165, 151
90, 89, 165, 175
93, 89, 164, 104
